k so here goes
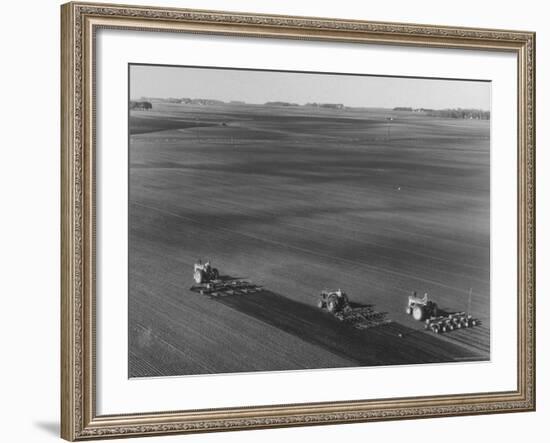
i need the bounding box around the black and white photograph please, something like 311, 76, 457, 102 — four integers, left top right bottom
128, 64, 491, 378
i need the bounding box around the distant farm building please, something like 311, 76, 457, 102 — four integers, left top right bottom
395, 106, 490, 120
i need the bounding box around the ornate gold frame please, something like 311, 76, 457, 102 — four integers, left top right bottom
61, 2, 536, 440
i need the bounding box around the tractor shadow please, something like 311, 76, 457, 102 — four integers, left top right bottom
348, 301, 373, 309
216, 274, 247, 282
208, 281, 479, 366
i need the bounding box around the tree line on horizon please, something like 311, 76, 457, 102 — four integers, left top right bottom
130, 100, 152, 110
394, 107, 490, 120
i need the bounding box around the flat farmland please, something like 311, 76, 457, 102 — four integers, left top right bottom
128, 102, 490, 377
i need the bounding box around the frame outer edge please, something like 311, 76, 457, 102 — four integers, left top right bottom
527, 31, 536, 410
532, 32, 536, 411
61, 1, 536, 439
517, 31, 535, 410
61, 2, 77, 441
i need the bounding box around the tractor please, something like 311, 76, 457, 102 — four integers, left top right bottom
193, 260, 219, 284
317, 289, 350, 314
406, 292, 439, 321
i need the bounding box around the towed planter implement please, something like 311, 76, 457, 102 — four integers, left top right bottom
317, 289, 391, 330
190, 279, 263, 297
424, 312, 479, 334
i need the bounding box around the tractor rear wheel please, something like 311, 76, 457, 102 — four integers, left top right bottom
194, 270, 203, 284
412, 305, 424, 321
327, 299, 337, 313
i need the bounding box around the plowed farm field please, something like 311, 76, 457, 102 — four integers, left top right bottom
128, 103, 490, 377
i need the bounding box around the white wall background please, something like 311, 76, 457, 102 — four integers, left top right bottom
0, 0, 546, 442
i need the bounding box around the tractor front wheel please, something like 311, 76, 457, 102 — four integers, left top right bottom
327, 299, 337, 313
317, 300, 325, 309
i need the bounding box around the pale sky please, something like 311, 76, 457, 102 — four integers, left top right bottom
130, 64, 490, 110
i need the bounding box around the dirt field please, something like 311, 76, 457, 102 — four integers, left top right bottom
128, 102, 490, 377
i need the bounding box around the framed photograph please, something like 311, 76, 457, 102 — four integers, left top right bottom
61, 2, 536, 440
